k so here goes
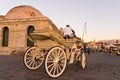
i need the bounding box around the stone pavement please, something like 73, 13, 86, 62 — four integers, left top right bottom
0, 53, 120, 80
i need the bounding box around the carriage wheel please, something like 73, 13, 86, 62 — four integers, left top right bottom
77, 52, 86, 69
81, 52, 86, 69
45, 46, 67, 78
24, 46, 44, 70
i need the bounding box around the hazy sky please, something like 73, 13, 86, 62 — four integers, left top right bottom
0, 0, 120, 41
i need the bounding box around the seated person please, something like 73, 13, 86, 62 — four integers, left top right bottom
62, 24, 76, 39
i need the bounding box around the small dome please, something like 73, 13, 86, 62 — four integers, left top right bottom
5, 5, 43, 19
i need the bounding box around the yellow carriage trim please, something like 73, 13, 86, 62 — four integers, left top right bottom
30, 29, 67, 47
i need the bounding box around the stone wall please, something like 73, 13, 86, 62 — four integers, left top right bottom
0, 18, 55, 55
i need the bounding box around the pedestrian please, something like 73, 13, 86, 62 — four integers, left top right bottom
87, 47, 91, 55
87, 43, 91, 55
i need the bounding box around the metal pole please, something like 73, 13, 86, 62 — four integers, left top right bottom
82, 22, 87, 41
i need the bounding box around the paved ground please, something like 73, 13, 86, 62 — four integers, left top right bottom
0, 53, 120, 80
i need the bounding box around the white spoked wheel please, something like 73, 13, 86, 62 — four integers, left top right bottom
24, 46, 44, 70
45, 46, 67, 78
81, 52, 86, 69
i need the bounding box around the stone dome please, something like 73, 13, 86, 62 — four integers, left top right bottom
5, 5, 43, 19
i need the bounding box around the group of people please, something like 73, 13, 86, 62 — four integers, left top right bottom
61, 24, 76, 39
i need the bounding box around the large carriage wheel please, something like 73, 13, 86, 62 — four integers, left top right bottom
81, 52, 86, 69
24, 46, 44, 70
45, 46, 67, 78
77, 52, 86, 69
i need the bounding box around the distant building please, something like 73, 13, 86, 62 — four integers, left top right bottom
0, 5, 58, 55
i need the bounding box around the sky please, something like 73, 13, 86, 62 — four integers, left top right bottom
0, 0, 120, 42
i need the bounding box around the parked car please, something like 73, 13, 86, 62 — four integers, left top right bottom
116, 50, 120, 56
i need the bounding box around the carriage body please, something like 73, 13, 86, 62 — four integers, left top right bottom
24, 27, 86, 78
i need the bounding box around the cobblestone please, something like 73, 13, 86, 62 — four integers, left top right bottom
0, 53, 120, 80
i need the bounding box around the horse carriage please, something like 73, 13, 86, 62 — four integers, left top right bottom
23, 26, 86, 78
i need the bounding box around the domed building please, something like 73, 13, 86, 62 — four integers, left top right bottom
0, 5, 58, 55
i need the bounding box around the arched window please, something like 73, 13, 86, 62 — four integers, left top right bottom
2, 27, 9, 47
27, 26, 35, 47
